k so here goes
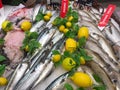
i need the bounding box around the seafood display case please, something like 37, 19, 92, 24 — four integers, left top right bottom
0, 0, 120, 90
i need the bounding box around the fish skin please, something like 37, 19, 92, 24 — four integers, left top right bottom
32, 4, 41, 22
14, 34, 64, 90
103, 23, 120, 46
78, 20, 105, 39
96, 35, 120, 67
45, 72, 69, 90
86, 40, 120, 73
32, 37, 65, 88
30, 20, 45, 32
85, 49, 109, 73
80, 65, 100, 85
5, 63, 28, 90
83, 10, 98, 22
87, 61, 115, 90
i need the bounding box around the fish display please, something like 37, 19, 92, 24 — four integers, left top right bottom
0, 0, 120, 90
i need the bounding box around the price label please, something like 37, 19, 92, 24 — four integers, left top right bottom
0, 0, 3, 8
60, 0, 69, 18
98, 4, 116, 29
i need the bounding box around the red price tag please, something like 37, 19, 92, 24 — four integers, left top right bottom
98, 4, 116, 27
60, 0, 69, 18
0, 0, 3, 8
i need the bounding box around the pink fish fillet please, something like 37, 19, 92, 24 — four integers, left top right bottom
4, 30, 25, 64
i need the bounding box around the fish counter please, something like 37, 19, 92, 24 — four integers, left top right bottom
0, 1, 120, 90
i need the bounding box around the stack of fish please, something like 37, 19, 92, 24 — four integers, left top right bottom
0, 1, 120, 90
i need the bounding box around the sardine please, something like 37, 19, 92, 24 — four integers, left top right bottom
32, 4, 41, 22
86, 40, 120, 73
87, 61, 115, 90
32, 38, 65, 88
30, 20, 45, 32
45, 72, 69, 90
5, 63, 28, 90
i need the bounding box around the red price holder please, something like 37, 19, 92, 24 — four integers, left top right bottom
60, 0, 69, 18
0, 0, 3, 8
98, 4, 116, 31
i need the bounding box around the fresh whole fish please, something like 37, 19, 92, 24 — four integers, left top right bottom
87, 61, 115, 90
5, 63, 28, 90
45, 72, 69, 90
14, 34, 64, 90
86, 40, 120, 73
96, 35, 120, 68
80, 65, 100, 85
85, 49, 120, 89
103, 23, 120, 46
32, 4, 41, 22
32, 37, 65, 88
78, 20, 105, 39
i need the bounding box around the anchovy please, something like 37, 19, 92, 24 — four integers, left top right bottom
103, 23, 120, 46
79, 20, 104, 39
86, 40, 120, 73
80, 65, 100, 85
83, 10, 98, 22
96, 35, 120, 67
45, 72, 69, 90
87, 61, 115, 90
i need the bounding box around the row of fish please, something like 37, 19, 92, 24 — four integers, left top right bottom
1, 1, 120, 90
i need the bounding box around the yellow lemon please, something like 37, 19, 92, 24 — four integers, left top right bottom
80, 56, 86, 64
78, 26, 89, 39
62, 57, 76, 71
25, 45, 29, 52
44, 15, 50, 21
66, 21, 72, 28
52, 54, 61, 62
63, 28, 69, 34
65, 38, 77, 53
59, 25, 65, 32
2, 20, 13, 32
46, 12, 52, 17
0, 77, 8, 86
68, 16, 73, 21
21, 21, 32, 31
70, 72, 93, 87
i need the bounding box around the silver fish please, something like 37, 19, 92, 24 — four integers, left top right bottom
79, 15, 96, 23
87, 61, 115, 90
97, 35, 120, 65
80, 65, 100, 85
32, 4, 41, 22
85, 49, 110, 72
78, 10, 91, 18
83, 10, 98, 22
32, 38, 65, 88
45, 72, 69, 90
79, 20, 105, 39
5, 63, 28, 90
86, 40, 120, 73
103, 23, 120, 46
90, 7, 101, 15
15, 35, 64, 90
30, 20, 45, 32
